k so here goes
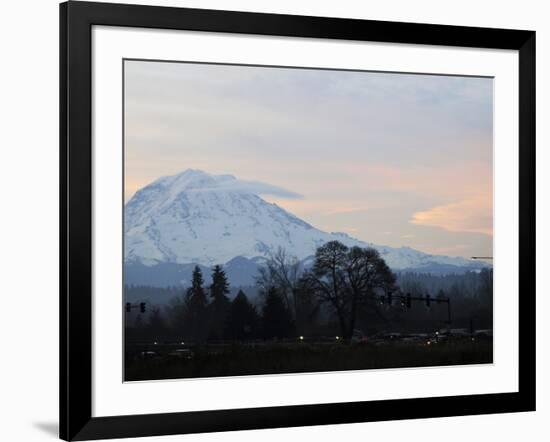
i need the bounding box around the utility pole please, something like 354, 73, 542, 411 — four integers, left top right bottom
446, 297, 452, 328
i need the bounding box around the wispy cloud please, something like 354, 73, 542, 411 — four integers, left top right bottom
341, 227, 360, 233
225, 178, 303, 199
410, 198, 493, 236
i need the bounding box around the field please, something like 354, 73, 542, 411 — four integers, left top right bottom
125, 338, 493, 381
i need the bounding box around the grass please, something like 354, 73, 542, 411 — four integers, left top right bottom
124, 339, 493, 381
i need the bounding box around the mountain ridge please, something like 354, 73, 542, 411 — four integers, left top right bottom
124, 169, 488, 278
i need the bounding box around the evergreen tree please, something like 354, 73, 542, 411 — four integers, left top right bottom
294, 278, 320, 336
225, 290, 259, 341
262, 287, 294, 340
208, 265, 231, 341
148, 306, 165, 337
210, 265, 229, 300
479, 268, 493, 304
184, 266, 209, 343
167, 294, 187, 336
134, 314, 144, 329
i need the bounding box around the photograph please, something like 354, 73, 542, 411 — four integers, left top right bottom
123, 59, 494, 382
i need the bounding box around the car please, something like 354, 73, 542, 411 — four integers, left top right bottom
449, 328, 470, 337
401, 333, 429, 343
435, 328, 470, 340
473, 329, 493, 340
380, 332, 402, 341
137, 351, 159, 360
167, 349, 194, 360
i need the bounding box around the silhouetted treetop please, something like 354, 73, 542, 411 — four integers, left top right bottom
306, 241, 397, 340
210, 264, 230, 300
225, 290, 259, 341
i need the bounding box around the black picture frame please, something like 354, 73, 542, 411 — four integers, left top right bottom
60, 1, 536, 440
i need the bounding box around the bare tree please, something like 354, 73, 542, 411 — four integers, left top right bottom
256, 247, 301, 318
304, 241, 397, 341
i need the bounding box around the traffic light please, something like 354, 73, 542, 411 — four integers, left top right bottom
140, 302, 146, 313
379, 295, 385, 305
406, 293, 411, 309
125, 302, 131, 313
387, 291, 393, 305
425, 294, 431, 308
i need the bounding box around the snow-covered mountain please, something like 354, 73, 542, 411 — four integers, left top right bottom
124, 169, 487, 285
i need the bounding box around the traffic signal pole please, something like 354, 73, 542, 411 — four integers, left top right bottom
125, 302, 147, 313
380, 292, 452, 327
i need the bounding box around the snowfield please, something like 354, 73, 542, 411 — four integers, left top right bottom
125, 169, 486, 273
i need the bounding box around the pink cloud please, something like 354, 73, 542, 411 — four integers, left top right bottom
411, 197, 493, 236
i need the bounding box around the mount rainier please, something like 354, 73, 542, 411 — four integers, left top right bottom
124, 169, 487, 287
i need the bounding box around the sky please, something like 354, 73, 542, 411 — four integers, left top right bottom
124, 59, 493, 259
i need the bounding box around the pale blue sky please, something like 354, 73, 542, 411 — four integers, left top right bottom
124, 60, 493, 258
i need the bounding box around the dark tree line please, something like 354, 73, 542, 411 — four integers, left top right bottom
126, 241, 493, 343
127, 242, 400, 343
256, 241, 396, 340
397, 269, 493, 302
253, 241, 397, 341
157, 265, 296, 343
